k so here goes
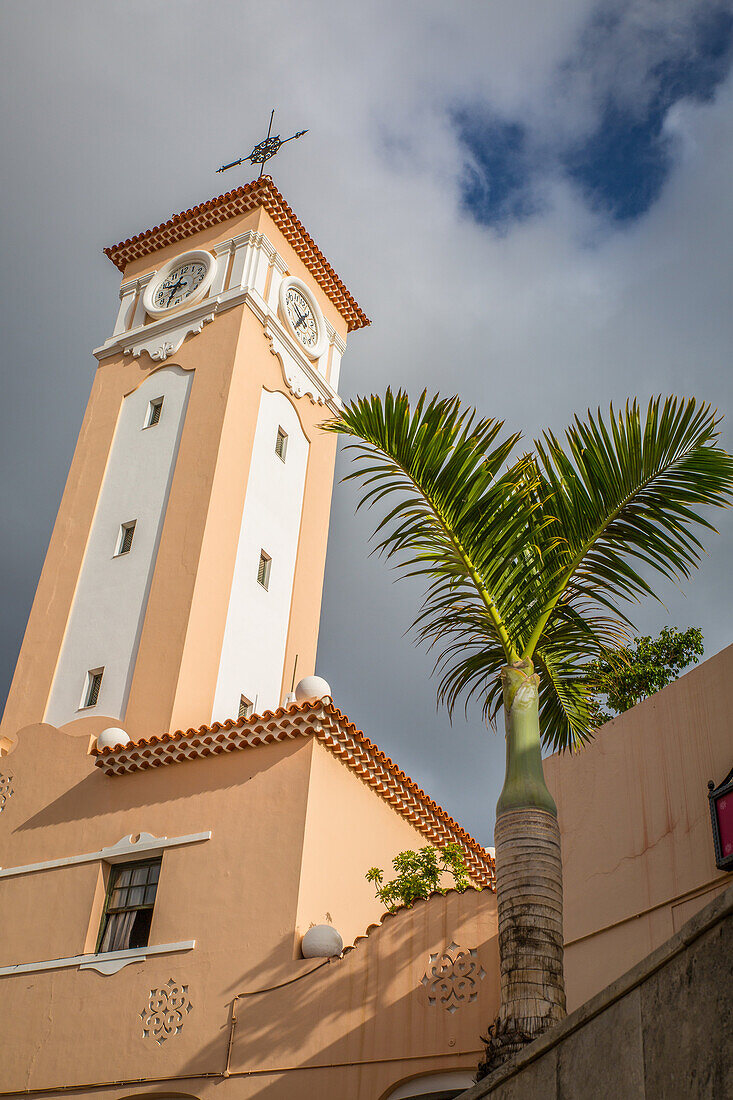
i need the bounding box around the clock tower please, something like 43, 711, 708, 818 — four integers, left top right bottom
0, 177, 369, 745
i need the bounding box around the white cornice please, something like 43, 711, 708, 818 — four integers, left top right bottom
0, 940, 195, 979
0, 829, 211, 879
95, 284, 342, 411
95, 230, 346, 408
264, 318, 342, 412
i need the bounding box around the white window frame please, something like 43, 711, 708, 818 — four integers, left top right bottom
115, 520, 137, 556
257, 550, 272, 590
81, 667, 105, 710
143, 397, 164, 428
275, 425, 288, 461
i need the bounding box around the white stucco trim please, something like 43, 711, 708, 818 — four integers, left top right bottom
0, 830, 211, 879
95, 230, 347, 409
211, 389, 309, 719
122, 299, 219, 362
386, 1071, 477, 1098
0, 941, 195, 979
45, 365, 193, 726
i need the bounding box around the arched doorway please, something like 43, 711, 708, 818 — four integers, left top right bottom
383, 1070, 475, 1099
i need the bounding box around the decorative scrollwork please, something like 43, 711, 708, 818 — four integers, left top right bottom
0, 773, 14, 812
140, 978, 192, 1043
420, 941, 486, 1014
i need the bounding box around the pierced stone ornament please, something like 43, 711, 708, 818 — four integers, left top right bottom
140, 978, 192, 1043
0, 774, 14, 812
420, 941, 486, 1014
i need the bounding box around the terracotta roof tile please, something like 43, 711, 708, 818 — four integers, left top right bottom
93, 699, 495, 889
104, 176, 369, 332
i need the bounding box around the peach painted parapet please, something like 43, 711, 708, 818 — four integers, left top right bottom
544, 641, 733, 1012
94, 699, 496, 890
104, 175, 369, 331
1, 711, 497, 1097
226, 887, 499, 1090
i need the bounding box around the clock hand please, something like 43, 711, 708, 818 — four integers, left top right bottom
166, 277, 186, 306
293, 307, 308, 329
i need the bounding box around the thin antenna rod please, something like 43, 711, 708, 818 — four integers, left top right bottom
260, 109, 275, 178
290, 653, 299, 693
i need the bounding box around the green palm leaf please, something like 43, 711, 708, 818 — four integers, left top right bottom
326, 390, 733, 751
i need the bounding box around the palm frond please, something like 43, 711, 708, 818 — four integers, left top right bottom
525, 397, 733, 658
327, 391, 733, 752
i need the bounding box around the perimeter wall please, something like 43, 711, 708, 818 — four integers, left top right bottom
460, 882, 733, 1100
543, 641, 732, 1010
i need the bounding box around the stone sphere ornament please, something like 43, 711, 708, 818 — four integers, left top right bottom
301, 924, 343, 959
96, 727, 131, 751
294, 676, 332, 703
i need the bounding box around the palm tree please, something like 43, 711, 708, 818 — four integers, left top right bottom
326, 392, 733, 1056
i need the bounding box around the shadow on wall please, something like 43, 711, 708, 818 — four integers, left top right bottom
172, 890, 498, 1098
15, 732, 303, 831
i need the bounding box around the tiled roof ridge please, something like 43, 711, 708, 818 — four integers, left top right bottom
103, 176, 369, 331
342, 885, 487, 956
93, 699, 495, 890
318, 705, 494, 888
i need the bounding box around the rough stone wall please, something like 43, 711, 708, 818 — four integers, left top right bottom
459, 883, 733, 1100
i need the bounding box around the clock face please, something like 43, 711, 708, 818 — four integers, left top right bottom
152, 261, 208, 311
284, 287, 319, 350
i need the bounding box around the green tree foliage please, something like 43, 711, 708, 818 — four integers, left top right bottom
585, 625, 704, 724
366, 844, 470, 912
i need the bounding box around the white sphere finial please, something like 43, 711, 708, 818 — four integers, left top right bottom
301, 924, 343, 958
96, 727, 131, 751
295, 675, 332, 703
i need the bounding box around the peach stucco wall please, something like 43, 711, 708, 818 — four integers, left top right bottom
296, 739, 461, 947
544, 642, 732, 1011
0, 202, 341, 749
0, 721, 498, 1097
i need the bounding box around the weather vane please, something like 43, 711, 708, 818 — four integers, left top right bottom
217, 110, 308, 179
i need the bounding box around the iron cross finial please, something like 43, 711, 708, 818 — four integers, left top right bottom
217, 109, 309, 178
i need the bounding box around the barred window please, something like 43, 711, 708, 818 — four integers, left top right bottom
97, 858, 161, 954
275, 426, 288, 461
239, 695, 254, 720
145, 397, 164, 428
257, 551, 271, 590
83, 668, 104, 709
116, 520, 136, 555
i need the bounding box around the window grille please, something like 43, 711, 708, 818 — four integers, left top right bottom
97, 858, 161, 954
117, 521, 136, 555
145, 398, 164, 428
84, 669, 104, 708
239, 695, 254, 720
275, 426, 288, 461
257, 551, 271, 590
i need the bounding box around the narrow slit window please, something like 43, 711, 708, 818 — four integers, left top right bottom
275, 426, 288, 461
96, 858, 161, 954
144, 397, 164, 428
116, 520, 136, 556
257, 550, 271, 590
239, 695, 254, 720
83, 668, 104, 709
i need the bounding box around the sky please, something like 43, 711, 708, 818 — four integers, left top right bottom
1, 0, 733, 845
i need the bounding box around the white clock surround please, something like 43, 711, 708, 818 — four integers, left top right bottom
95, 229, 348, 412
278, 276, 328, 360
142, 249, 217, 319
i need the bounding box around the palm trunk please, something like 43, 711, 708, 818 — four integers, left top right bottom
489, 660, 566, 1064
